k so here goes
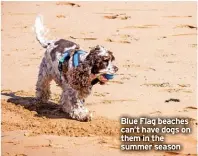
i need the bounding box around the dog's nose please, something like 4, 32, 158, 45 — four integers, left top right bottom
114, 66, 118, 72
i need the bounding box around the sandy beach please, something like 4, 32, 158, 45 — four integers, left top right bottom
1, 1, 197, 156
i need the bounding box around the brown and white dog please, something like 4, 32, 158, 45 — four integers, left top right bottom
34, 15, 118, 121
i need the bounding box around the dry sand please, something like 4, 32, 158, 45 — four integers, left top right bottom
1, 1, 197, 156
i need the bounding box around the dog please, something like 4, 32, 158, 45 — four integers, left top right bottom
34, 15, 118, 121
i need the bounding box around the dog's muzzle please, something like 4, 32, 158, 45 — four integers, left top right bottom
89, 68, 118, 86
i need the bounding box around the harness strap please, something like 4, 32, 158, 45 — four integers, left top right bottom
58, 50, 87, 81
72, 50, 86, 67
58, 50, 71, 82
59, 51, 70, 63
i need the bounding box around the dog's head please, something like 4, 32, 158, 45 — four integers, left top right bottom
85, 45, 118, 84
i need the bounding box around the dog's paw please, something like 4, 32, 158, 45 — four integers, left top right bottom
70, 108, 93, 122
81, 111, 93, 122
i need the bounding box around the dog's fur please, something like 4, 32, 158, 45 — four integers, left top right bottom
34, 15, 118, 121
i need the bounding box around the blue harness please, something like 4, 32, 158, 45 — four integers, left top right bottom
58, 50, 87, 81
72, 50, 86, 67
59, 50, 86, 67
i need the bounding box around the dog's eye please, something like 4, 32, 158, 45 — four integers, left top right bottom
103, 60, 109, 66
103, 56, 109, 60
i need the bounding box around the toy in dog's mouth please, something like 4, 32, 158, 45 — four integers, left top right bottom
90, 74, 114, 85
100, 74, 114, 83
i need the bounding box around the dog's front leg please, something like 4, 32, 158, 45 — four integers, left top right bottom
60, 85, 92, 122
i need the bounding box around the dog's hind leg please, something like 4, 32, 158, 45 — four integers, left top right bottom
36, 57, 52, 103
60, 85, 92, 122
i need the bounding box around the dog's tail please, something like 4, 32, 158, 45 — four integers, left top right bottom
34, 15, 50, 48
